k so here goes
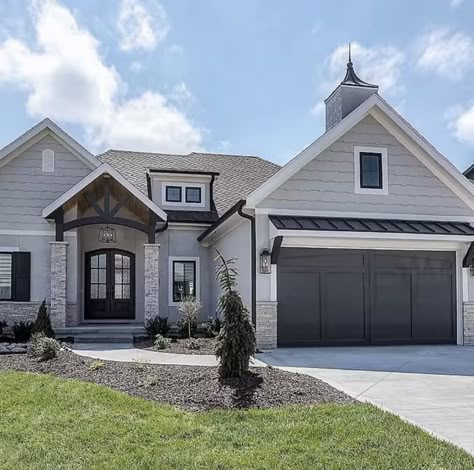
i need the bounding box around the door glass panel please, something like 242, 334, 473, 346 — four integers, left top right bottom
91, 269, 98, 283
91, 255, 99, 268
115, 254, 123, 268
123, 256, 129, 268
99, 254, 106, 268
90, 253, 108, 300
123, 270, 129, 283
98, 285, 107, 299
90, 285, 98, 299
115, 271, 122, 284
114, 253, 131, 301
115, 285, 122, 299
123, 285, 130, 299
98, 269, 106, 284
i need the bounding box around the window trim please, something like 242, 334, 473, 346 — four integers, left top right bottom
354, 146, 388, 195
165, 185, 182, 203
185, 186, 202, 204
42, 149, 55, 173
168, 256, 200, 306
162, 183, 206, 208
359, 152, 383, 189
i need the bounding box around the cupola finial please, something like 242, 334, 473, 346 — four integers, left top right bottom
348, 42, 352, 65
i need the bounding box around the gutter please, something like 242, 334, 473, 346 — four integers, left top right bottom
237, 204, 257, 326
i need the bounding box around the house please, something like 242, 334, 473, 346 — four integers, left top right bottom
1, 56, 474, 349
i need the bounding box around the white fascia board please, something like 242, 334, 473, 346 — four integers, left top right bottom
0, 118, 100, 171
255, 207, 474, 223
277, 229, 474, 243
42, 163, 167, 221
245, 94, 379, 208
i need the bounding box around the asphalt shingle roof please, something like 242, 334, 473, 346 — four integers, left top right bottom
99, 150, 281, 216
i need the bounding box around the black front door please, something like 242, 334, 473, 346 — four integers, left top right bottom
85, 249, 135, 320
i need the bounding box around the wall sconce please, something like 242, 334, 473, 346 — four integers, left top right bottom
260, 248, 271, 274
98, 225, 117, 244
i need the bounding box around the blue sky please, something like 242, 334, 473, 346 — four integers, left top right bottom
0, 0, 473, 171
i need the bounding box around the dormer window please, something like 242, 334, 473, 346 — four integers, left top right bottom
165, 186, 182, 203
186, 187, 202, 204
162, 182, 206, 207
354, 146, 388, 195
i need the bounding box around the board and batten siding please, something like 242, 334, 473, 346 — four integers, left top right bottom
0, 135, 92, 230
259, 115, 473, 217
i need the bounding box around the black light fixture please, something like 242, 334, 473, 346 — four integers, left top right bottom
98, 225, 117, 244
260, 248, 271, 274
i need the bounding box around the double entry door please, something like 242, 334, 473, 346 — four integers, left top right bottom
85, 249, 135, 320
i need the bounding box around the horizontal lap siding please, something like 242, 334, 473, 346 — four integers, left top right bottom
0, 135, 92, 230
260, 115, 472, 217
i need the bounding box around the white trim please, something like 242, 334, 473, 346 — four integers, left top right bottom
246, 93, 474, 210
0, 118, 100, 171
277, 229, 474, 243
0, 246, 19, 252
162, 182, 205, 208
203, 218, 246, 247
0, 230, 76, 237
42, 163, 167, 221
42, 149, 55, 173
354, 146, 388, 195
168, 256, 201, 307
255, 207, 474, 223
270, 265, 277, 302
168, 223, 211, 230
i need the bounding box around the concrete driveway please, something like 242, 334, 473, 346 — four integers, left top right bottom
259, 345, 474, 454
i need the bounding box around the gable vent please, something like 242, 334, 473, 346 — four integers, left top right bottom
42, 149, 55, 173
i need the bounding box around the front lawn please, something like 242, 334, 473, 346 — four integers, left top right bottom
0, 372, 473, 469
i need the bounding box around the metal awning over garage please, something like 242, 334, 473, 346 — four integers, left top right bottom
269, 215, 474, 236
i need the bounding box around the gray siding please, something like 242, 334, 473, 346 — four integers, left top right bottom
260, 115, 473, 217
0, 135, 92, 230
157, 227, 213, 322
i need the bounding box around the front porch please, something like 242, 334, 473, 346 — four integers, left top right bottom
43, 164, 167, 331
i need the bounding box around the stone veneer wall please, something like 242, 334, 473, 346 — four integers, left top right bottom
256, 301, 277, 349
50, 241, 68, 329
0, 302, 78, 332
144, 244, 160, 321
463, 302, 474, 345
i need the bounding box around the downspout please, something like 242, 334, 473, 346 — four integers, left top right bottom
238, 203, 256, 326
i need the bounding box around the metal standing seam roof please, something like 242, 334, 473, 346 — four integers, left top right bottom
269, 215, 474, 236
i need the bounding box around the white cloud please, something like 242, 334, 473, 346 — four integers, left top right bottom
449, 104, 474, 147
117, 0, 168, 52
416, 28, 474, 80
450, 0, 463, 8
170, 81, 193, 106
0, 0, 203, 153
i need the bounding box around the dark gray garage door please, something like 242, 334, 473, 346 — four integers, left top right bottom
277, 248, 456, 346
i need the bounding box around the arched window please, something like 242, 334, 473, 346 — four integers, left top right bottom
42, 149, 55, 173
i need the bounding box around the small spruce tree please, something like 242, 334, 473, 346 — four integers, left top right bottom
32, 300, 55, 338
215, 250, 256, 378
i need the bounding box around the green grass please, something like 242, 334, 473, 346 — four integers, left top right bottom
0, 371, 472, 469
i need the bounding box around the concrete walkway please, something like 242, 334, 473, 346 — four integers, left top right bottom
71, 343, 266, 367
259, 345, 474, 454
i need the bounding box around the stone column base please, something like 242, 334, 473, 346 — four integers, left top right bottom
256, 301, 277, 349
50, 241, 68, 329
464, 302, 474, 345
144, 244, 160, 321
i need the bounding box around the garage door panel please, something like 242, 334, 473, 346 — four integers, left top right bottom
279, 248, 364, 269
412, 273, 454, 342
277, 270, 321, 345
371, 271, 412, 343
322, 272, 366, 344
372, 251, 454, 270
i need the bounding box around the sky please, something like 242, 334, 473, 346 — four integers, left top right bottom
0, 0, 473, 171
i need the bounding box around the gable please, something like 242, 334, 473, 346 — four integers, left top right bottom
259, 114, 473, 218
0, 135, 93, 230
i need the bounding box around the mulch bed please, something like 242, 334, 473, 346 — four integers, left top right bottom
135, 337, 217, 355
0, 349, 351, 411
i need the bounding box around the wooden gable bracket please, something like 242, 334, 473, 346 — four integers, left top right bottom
271, 236, 283, 265
463, 242, 474, 268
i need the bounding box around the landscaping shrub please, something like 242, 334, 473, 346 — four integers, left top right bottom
204, 316, 221, 338
176, 317, 197, 339
215, 251, 256, 378
31, 300, 55, 338
27, 333, 60, 361
177, 297, 202, 338
89, 360, 106, 371
187, 338, 202, 350
0, 320, 7, 335
154, 334, 171, 350
145, 316, 169, 338
13, 321, 34, 342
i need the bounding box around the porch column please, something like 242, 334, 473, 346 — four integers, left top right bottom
256, 301, 278, 349
50, 241, 68, 328
144, 243, 160, 321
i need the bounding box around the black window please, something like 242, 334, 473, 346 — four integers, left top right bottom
360, 152, 382, 189
185, 187, 202, 204
0, 252, 30, 301
172, 261, 196, 302
166, 186, 182, 203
